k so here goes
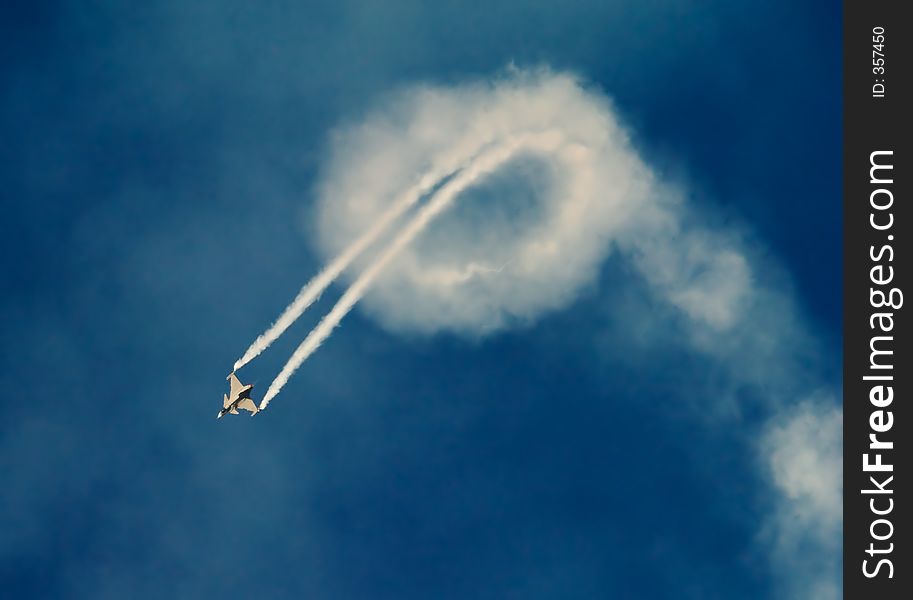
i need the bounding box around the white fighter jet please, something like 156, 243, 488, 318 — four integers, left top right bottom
218, 372, 259, 419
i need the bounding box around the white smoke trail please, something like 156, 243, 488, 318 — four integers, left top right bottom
251, 69, 840, 597
233, 167, 464, 372
260, 131, 565, 407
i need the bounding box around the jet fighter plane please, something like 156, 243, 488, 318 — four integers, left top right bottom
218, 372, 259, 418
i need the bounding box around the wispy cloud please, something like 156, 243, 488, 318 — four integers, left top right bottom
760, 399, 842, 599
280, 67, 842, 596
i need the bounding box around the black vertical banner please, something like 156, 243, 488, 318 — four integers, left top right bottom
844, 1, 910, 598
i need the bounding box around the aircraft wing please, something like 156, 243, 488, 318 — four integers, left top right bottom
236, 398, 259, 414
228, 373, 245, 398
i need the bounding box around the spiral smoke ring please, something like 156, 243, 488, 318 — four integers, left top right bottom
236, 69, 757, 405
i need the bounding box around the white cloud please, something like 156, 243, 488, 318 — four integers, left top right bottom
290, 68, 842, 596
764, 400, 843, 528
761, 399, 842, 599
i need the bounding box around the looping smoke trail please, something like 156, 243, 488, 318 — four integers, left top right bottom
260, 131, 565, 407
246, 70, 839, 597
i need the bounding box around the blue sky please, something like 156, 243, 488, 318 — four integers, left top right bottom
2, 2, 841, 598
